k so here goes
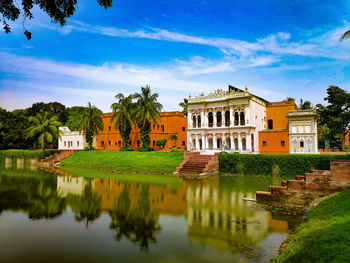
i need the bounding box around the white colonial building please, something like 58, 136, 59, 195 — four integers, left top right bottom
187, 86, 267, 153
58, 127, 88, 150
287, 110, 319, 154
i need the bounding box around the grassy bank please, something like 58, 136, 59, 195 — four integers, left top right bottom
272, 189, 350, 263
0, 149, 59, 161
61, 166, 182, 186
60, 151, 184, 174
219, 153, 350, 177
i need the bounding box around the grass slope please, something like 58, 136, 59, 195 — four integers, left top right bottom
272, 189, 350, 263
61, 166, 182, 186
60, 151, 184, 174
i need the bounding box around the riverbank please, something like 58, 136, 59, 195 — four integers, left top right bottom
272, 189, 350, 263
60, 151, 184, 175
0, 149, 59, 160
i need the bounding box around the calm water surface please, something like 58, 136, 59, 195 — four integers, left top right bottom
0, 163, 299, 263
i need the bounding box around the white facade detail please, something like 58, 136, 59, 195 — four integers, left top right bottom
58, 127, 88, 150
187, 86, 267, 154
287, 110, 319, 154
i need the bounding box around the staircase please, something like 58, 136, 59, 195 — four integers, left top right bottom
38, 150, 77, 166
175, 152, 219, 177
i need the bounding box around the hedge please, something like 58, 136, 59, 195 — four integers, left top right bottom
219, 153, 350, 177
0, 150, 59, 161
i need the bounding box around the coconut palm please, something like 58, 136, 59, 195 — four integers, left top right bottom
179, 98, 188, 117
339, 30, 350, 41
110, 94, 136, 147
25, 110, 62, 150
133, 85, 163, 148
78, 102, 104, 149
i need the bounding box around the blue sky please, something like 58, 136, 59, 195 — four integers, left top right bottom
0, 0, 349, 112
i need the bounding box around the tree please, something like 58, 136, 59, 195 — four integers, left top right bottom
65, 106, 89, 131
316, 85, 350, 150
156, 139, 167, 149
179, 98, 188, 117
27, 102, 68, 124
339, 30, 350, 41
110, 94, 136, 147
133, 86, 163, 149
169, 134, 178, 147
299, 99, 312, 110
25, 110, 62, 150
78, 102, 104, 149
1, 0, 114, 40
285, 97, 295, 102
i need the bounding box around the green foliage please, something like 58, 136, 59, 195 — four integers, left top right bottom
138, 147, 154, 152
25, 110, 62, 150
316, 85, 350, 149
219, 153, 350, 177
65, 106, 89, 131
272, 189, 350, 263
299, 99, 312, 110
60, 151, 184, 174
0, 149, 59, 160
156, 139, 167, 148
179, 98, 188, 117
120, 146, 134, 151
169, 134, 178, 146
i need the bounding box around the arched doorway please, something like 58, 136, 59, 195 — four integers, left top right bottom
225, 137, 231, 150
208, 138, 213, 150
208, 112, 213, 127
242, 138, 246, 151
199, 139, 202, 150
234, 138, 238, 151
217, 138, 222, 149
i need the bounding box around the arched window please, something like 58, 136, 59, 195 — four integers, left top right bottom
234, 138, 238, 150
225, 111, 230, 126
192, 115, 196, 128
242, 138, 246, 151
208, 112, 213, 127
225, 137, 231, 149
217, 112, 222, 127
217, 138, 222, 149
199, 139, 202, 150
208, 138, 213, 150
234, 112, 239, 126
197, 115, 201, 128
192, 138, 196, 149
240, 112, 245, 126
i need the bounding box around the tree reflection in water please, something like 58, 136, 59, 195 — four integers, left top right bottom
70, 182, 102, 229
109, 184, 161, 251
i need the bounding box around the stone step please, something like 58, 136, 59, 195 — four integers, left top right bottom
287, 180, 305, 190
269, 186, 287, 195
295, 175, 305, 180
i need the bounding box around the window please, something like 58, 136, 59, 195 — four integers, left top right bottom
157, 125, 160, 130
137, 140, 140, 147
101, 141, 104, 147
109, 126, 111, 131
300, 141, 304, 148
281, 141, 285, 147
153, 124, 155, 130
263, 141, 267, 147
77, 141, 79, 147
153, 140, 156, 147
192, 115, 196, 128
240, 112, 245, 126
182, 127, 185, 132
115, 142, 118, 146
208, 112, 214, 127
268, 119, 273, 130
118, 141, 121, 147
108, 140, 111, 146
161, 125, 164, 132
216, 112, 222, 127
225, 111, 230, 126
182, 141, 185, 146
64, 141, 66, 147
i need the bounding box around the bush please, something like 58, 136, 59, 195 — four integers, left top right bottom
156, 139, 167, 149
119, 146, 134, 151
138, 147, 154, 152
219, 153, 350, 177
0, 149, 60, 160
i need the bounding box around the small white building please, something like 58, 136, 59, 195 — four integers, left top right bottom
187, 85, 267, 154
58, 127, 88, 150
287, 110, 319, 154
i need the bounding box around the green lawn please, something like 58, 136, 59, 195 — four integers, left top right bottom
61, 166, 182, 186
272, 189, 350, 263
60, 151, 184, 175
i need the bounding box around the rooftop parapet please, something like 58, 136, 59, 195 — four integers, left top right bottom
287, 109, 319, 118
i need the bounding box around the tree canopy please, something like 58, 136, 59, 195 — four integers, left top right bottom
1, 0, 114, 39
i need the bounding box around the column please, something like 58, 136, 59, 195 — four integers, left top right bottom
206, 135, 209, 151
230, 134, 233, 151
230, 107, 233, 127
245, 107, 250, 126
201, 110, 205, 127
238, 133, 242, 151
213, 112, 217, 127
213, 134, 216, 149
238, 111, 241, 126
246, 133, 251, 152
195, 134, 199, 151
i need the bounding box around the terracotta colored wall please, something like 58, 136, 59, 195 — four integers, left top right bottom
259, 130, 289, 154
96, 111, 187, 150
266, 101, 298, 130
345, 133, 350, 147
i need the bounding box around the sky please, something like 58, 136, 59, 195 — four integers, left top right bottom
0, 0, 350, 113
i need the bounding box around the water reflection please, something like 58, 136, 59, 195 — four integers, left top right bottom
0, 165, 299, 262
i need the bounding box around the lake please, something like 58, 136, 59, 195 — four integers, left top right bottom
0, 163, 299, 263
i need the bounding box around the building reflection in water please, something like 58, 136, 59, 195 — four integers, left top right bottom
56, 174, 293, 254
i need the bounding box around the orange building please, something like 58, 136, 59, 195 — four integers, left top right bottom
96, 111, 187, 150
259, 101, 299, 154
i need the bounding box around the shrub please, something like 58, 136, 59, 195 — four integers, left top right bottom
119, 146, 134, 151
138, 147, 154, 152
0, 149, 60, 160
219, 153, 350, 177
156, 139, 167, 149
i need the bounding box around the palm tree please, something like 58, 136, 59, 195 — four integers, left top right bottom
78, 102, 104, 149
110, 94, 136, 147
339, 30, 350, 41
133, 85, 163, 149
25, 110, 62, 150
169, 134, 178, 147
179, 98, 188, 117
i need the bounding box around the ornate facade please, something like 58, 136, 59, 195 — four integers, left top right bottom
187, 86, 267, 153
